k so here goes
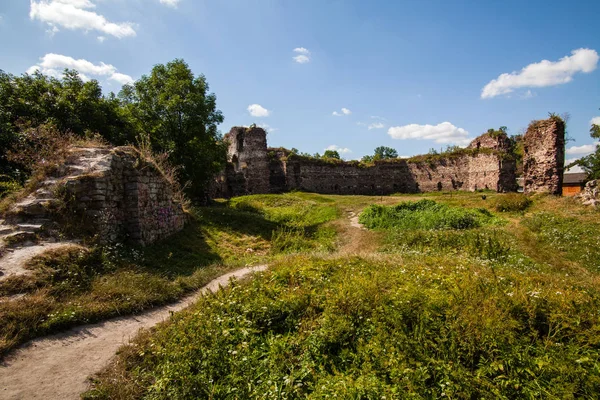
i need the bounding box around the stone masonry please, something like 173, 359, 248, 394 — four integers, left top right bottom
65, 147, 186, 245
218, 128, 518, 197
224, 126, 270, 196
523, 117, 565, 195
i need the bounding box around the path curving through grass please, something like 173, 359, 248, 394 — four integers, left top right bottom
0, 265, 268, 400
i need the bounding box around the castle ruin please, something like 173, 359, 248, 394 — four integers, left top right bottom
216, 126, 523, 197
523, 117, 565, 195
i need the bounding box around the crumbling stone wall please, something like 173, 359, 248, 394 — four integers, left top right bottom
224, 127, 270, 196
65, 147, 185, 245
217, 127, 517, 197
523, 117, 565, 195
283, 159, 417, 195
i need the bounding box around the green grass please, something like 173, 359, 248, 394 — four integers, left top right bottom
0, 193, 341, 355
359, 199, 502, 230
84, 255, 600, 399
495, 193, 533, 212
83, 192, 600, 399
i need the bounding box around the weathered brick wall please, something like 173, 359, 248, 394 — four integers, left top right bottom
216, 127, 517, 197
523, 117, 565, 195
65, 147, 185, 245
283, 159, 417, 195
279, 153, 515, 195
224, 127, 270, 196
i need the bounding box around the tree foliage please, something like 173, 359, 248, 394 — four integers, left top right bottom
362, 146, 398, 162
0, 69, 136, 179
119, 59, 226, 199
570, 118, 600, 180
322, 150, 341, 159
0, 59, 226, 200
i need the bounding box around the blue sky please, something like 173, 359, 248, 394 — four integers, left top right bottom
0, 0, 599, 164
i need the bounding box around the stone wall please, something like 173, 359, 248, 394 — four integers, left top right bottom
218, 128, 517, 197
224, 126, 270, 196
523, 117, 565, 195
65, 147, 186, 245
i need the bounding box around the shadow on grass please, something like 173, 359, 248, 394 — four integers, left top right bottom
138, 204, 280, 278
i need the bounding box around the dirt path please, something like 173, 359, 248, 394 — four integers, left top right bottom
336, 209, 381, 255
0, 265, 268, 400
0, 243, 79, 282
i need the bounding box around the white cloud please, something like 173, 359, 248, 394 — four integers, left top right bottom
566, 143, 598, 156
368, 122, 385, 130
370, 116, 387, 121
333, 107, 351, 117
565, 158, 585, 173
293, 47, 311, 63
247, 104, 270, 117
109, 72, 134, 85
388, 122, 470, 145
325, 145, 352, 154
30, 0, 136, 39
257, 123, 277, 133
28, 53, 133, 85
481, 48, 599, 99
159, 0, 180, 7
591, 117, 600, 126
293, 55, 310, 64
97, 35, 105, 43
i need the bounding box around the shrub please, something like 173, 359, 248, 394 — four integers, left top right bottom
6, 123, 75, 180
359, 199, 498, 231
495, 193, 532, 212
0, 175, 21, 198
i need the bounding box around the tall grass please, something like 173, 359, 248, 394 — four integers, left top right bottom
85, 256, 600, 399
359, 199, 500, 230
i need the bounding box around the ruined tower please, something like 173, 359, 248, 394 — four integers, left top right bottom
224, 126, 270, 195
523, 117, 565, 195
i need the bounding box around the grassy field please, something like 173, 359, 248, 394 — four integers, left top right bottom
81, 191, 600, 399
0, 193, 340, 355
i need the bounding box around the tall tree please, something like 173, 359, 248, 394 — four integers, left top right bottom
570, 117, 600, 180
323, 150, 341, 159
373, 146, 398, 160
0, 69, 136, 179
119, 59, 226, 199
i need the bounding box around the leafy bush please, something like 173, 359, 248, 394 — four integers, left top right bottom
0, 175, 20, 198
495, 193, 532, 212
359, 199, 498, 230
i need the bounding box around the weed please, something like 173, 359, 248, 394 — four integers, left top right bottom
85, 255, 600, 399
359, 199, 501, 230
495, 193, 532, 212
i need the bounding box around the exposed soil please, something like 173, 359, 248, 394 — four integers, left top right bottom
0, 265, 268, 400
0, 243, 78, 282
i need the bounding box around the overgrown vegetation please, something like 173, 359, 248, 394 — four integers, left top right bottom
494, 193, 532, 212
0, 60, 225, 201
83, 192, 600, 399
0, 193, 339, 355
569, 109, 600, 180
86, 254, 600, 399
359, 199, 501, 230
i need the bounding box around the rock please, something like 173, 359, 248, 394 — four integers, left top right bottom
578, 179, 599, 207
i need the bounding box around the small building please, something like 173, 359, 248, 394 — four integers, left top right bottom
562, 173, 588, 196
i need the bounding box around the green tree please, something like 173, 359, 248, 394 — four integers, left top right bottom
0, 69, 136, 179
570, 118, 600, 180
361, 155, 374, 163
119, 59, 226, 199
323, 150, 341, 159
373, 146, 398, 160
